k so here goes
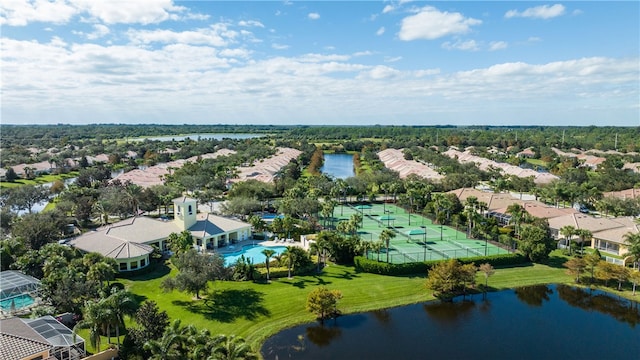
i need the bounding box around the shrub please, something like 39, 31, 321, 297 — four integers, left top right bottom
354, 253, 528, 276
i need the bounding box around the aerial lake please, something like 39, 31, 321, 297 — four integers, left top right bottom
321, 153, 355, 179
261, 284, 640, 360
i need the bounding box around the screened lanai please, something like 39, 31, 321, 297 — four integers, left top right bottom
24, 316, 86, 360
0, 270, 40, 310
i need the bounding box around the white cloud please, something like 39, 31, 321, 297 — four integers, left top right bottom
87, 24, 110, 39
442, 39, 479, 51
1, 0, 78, 26
382, 5, 394, 14
398, 6, 481, 41
505, 4, 565, 20
126, 24, 236, 47
272, 43, 289, 50
0, 0, 208, 26
384, 56, 402, 63
376, 27, 385, 36
489, 41, 508, 51
528, 36, 542, 43
308, 12, 320, 20
1, 35, 637, 126
361, 65, 400, 80
353, 51, 373, 57
238, 20, 264, 28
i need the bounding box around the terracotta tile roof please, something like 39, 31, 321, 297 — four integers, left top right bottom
0, 317, 52, 360
0, 333, 52, 360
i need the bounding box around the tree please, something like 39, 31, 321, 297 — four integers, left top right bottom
11, 210, 67, 250
306, 286, 343, 321
144, 320, 191, 360
167, 230, 194, 254
87, 259, 118, 288
630, 269, 640, 296
611, 265, 630, 291
261, 249, 275, 281
74, 299, 111, 352
132, 300, 170, 348
4, 167, 18, 182
161, 249, 225, 299
623, 232, 640, 268
379, 229, 396, 263
282, 246, 297, 279
575, 229, 593, 254
595, 261, 617, 287
518, 224, 554, 263
584, 250, 601, 283
478, 263, 495, 292
506, 203, 525, 238
105, 288, 137, 347
207, 335, 257, 360
6, 184, 50, 214
426, 259, 463, 302
560, 225, 576, 255
564, 257, 587, 283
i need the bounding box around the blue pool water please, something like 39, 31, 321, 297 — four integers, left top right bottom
261, 214, 284, 220
224, 245, 287, 266
0, 294, 35, 311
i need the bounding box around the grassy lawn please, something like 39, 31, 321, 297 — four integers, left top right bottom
0, 172, 78, 189
79, 251, 640, 355
100, 253, 571, 352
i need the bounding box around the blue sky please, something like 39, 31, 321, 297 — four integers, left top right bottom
1, 1, 638, 126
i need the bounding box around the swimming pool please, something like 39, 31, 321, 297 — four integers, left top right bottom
0, 294, 35, 311
224, 245, 287, 266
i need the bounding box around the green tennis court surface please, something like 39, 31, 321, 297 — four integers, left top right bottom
327, 202, 510, 264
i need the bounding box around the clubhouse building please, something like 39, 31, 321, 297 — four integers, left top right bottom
68, 197, 251, 272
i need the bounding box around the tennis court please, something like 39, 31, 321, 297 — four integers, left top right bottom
327, 202, 510, 264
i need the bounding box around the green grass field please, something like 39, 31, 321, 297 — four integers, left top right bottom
77, 250, 640, 356
76, 251, 586, 354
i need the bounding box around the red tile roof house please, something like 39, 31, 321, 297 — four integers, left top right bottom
448, 187, 639, 264
68, 197, 251, 272
516, 148, 535, 158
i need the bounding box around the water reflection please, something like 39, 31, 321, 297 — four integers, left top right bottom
262, 285, 640, 360
556, 284, 640, 328
514, 285, 553, 307
423, 299, 476, 324
305, 323, 343, 347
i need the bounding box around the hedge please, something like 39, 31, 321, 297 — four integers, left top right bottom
354, 253, 528, 276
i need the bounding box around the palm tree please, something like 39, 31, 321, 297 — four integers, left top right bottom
105, 289, 137, 347
506, 203, 525, 239
261, 249, 275, 281
282, 246, 297, 279
560, 225, 576, 255
624, 232, 640, 269
308, 242, 322, 272
379, 229, 396, 263
207, 335, 257, 360
144, 320, 192, 360
74, 299, 110, 352
575, 229, 593, 254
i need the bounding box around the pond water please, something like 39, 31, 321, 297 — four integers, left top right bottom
132, 133, 262, 142
261, 285, 640, 360
321, 153, 355, 179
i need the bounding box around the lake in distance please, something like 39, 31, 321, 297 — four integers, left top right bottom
321, 153, 355, 179
261, 285, 640, 360
133, 133, 261, 141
